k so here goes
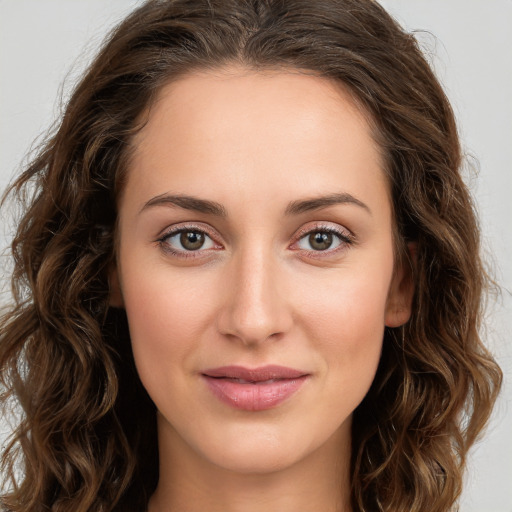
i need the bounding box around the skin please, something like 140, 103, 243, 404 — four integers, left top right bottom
112, 65, 414, 512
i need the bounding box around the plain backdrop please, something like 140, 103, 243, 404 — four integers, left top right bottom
1, 1, 511, 510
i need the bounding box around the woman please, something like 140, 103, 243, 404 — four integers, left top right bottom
0, 1, 502, 511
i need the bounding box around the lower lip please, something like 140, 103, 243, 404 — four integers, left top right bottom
202, 375, 309, 411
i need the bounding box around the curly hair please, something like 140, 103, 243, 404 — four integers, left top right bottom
0, 0, 502, 510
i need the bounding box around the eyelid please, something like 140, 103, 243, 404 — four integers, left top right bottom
292, 222, 354, 243
156, 222, 219, 242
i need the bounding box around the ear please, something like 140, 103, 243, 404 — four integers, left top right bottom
385, 242, 417, 327
109, 263, 125, 308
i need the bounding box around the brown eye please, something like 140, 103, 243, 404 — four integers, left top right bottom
159, 227, 217, 255
294, 226, 352, 255
180, 231, 205, 250
308, 232, 333, 251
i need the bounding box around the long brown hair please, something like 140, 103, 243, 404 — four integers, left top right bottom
0, 1, 502, 510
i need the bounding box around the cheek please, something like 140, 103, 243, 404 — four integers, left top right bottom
301, 266, 390, 343
300, 269, 390, 394
121, 268, 218, 392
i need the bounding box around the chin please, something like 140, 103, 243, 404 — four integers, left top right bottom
208, 443, 301, 475
194, 418, 340, 476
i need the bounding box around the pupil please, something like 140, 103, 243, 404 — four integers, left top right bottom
180, 231, 204, 250
310, 232, 332, 251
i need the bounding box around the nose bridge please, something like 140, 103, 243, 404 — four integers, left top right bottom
217, 240, 291, 345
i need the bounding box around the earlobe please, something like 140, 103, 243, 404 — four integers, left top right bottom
385, 242, 417, 328
109, 264, 125, 308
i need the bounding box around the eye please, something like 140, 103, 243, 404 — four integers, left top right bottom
157, 225, 220, 258
292, 224, 354, 255
297, 231, 341, 251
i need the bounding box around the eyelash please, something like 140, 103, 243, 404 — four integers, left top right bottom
292, 224, 355, 259
156, 223, 220, 259
156, 223, 355, 260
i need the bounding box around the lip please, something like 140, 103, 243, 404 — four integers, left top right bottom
201, 365, 310, 411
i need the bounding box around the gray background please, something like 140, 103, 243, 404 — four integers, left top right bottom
1, 1, 511, 510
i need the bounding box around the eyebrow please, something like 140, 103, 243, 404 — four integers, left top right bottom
140, 192, 371, 217
141, 193, 227, 216
284, 193, 371, 216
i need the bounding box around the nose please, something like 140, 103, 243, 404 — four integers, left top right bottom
216, 247, 293, 347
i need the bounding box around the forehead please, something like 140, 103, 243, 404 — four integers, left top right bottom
125, 66, 389, 217
134, 65, 379, 157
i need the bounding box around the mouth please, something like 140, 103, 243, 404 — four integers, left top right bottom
201, 365, 310, 411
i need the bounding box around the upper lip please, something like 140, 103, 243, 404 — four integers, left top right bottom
202, 365, 308, 382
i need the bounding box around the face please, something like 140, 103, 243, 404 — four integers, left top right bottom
113, 66, 413, 475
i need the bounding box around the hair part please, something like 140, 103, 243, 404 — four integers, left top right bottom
1, 1, 502, 511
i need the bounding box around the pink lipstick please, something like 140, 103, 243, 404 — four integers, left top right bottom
201, 365, 309, 411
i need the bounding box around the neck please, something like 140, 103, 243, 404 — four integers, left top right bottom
148, 414, 353, 512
